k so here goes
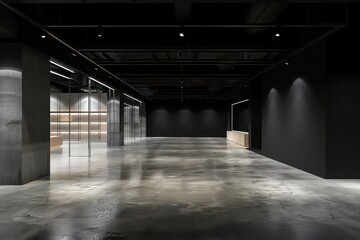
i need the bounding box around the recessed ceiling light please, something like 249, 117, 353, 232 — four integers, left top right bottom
41, 35, 46, 39
179, 32, 185, 38
275, 33, 280, 37
97, 25, 103, 38
95, 68, 98, 71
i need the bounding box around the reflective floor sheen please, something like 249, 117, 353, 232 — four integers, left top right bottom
1, 138, 360, 240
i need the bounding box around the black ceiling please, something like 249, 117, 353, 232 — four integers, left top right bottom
2, 0, 354, 100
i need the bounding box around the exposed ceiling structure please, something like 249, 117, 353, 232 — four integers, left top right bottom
2, 0, 351, 100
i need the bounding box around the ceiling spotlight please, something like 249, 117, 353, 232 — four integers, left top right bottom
95, 67, 98, 71
41, 35, 46, 39
71, 53, 77, 57
275, 27, 281, 37
97, 25, 103, 38
285, 60, 290, 66
179, 32, 185, 38
177, 51, 184, 59
244, 51, 250, 59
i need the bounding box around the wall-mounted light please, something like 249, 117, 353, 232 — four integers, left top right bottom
50, 70, 71, 80
50, 60, 75, 73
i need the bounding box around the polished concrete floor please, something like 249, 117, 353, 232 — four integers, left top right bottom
0, 138, 360, 240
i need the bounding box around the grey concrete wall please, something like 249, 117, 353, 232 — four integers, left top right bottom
21, 46, 50, 184
108, 90, 124, 146
0, 44, 22, 184
0, 44, 50, 185
108, 90, 121, 146
119, 92, 125, 145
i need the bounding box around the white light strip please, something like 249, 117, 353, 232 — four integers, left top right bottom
50, 113, 107, 115
50, 131, 107, 134
50, 60, 75, 73
231, 99, 249, 106
89, 77, 114, 91
50, 71, 71, 80
50, 122, 107, 124
231, 99, 249, 131
124, 93, 142, 103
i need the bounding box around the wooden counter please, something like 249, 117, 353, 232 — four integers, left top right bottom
227, 131, 249, 148
50, 136, 63, 149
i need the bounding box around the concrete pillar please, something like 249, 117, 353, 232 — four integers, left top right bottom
107, 90, 124, 146
0, 44, 50, 185
140, 102, 146, 137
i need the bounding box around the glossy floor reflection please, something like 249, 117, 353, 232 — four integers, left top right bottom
1, 138, 360, 240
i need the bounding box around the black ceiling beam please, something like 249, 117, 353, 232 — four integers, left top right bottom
95, 60, 272, 64
115, 74, 253, 77
45, 24, 346, 28
100, 62, 272, 66
79, 48, 291, 52
7, 0, 360, 3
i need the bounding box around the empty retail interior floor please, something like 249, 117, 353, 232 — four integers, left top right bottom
0, 138, 360, 240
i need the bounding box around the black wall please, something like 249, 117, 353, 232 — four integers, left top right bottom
147, 101, 227, 137
232, 101, 249, 132
326, 24, 360, 178
261, 42, 327, 177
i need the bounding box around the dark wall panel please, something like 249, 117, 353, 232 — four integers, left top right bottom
147, 101, 227, 137
21, 46, 50, 184
326, 25, 360, 178
261, 42, 326, 177
232, 102, 249, 132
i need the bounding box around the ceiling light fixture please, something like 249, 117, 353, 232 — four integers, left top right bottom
285, 60, 291, 66
50, 60, 75, 73
275, 27, 281, 37
41, 35, 46, 39
124, 93, 142, 103
50, 71, 71, 80
177, 51, 184, 59
179, 32, 185, 38
97, 25, 103, 38
72, 53, 77, 57
89, 77, 114, 91
95, 68, 98, 71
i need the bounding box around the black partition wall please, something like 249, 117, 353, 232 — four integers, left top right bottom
147, 101, 227, 137
231, 100, 249, 132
